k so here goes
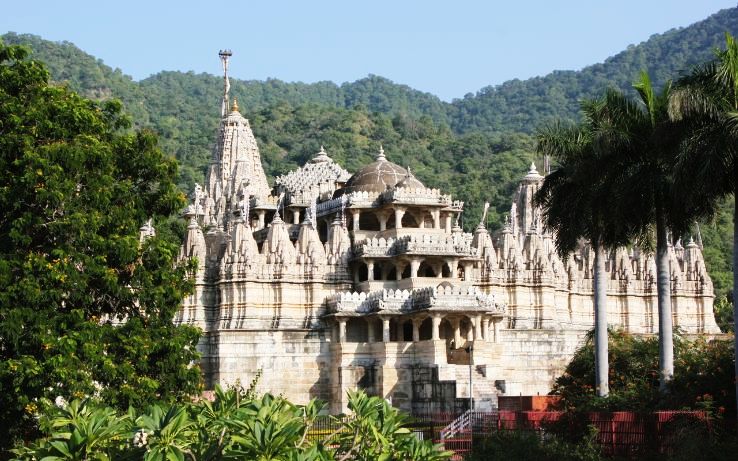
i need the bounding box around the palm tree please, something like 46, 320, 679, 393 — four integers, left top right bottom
590, 73, 700, 392
670, 32, 738, 418
536, 99, 634, 397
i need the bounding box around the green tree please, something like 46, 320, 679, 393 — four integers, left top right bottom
670, 32, 738, 420
536, 99, 635, 397
0, 42, 201, 453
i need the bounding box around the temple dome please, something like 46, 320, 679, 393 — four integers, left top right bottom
339, 146, 407, 195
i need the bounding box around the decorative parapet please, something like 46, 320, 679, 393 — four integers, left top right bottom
352, 237, 396, 257
316, 191, 377, 217
327, 286, 506, 316
380, 187, 452, 205
351, 234, 478, 259
394, 234, 476, 257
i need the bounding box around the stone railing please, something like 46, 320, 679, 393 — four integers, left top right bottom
352, 237, 396, 257
380, 187, 452, 205
327, 288, 415, 313
411, 285, 505, 314
316, 191, 378, 217
394, 234, 476, 257
327, 286, 506, 315
351, 234, 478, 259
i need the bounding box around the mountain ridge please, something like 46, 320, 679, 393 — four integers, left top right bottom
5, 6, 738, 134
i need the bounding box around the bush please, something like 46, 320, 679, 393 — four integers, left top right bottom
466, 428, 601, 461
11, 388, 451, 461
551, 330, 736, 419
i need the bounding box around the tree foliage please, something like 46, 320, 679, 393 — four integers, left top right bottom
551, 330, 736, 419
0, 42, 201, 453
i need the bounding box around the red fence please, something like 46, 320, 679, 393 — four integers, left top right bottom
409, 410, 721, 459
306, 410, 724, 459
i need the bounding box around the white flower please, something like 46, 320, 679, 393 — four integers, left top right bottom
132, 429, 149, 448
54, 396, 67, 408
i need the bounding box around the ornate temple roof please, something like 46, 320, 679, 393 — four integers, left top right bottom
275, 146, 351, 202
339, 146, 408, 195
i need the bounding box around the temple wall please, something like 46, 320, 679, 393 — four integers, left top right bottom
207, 329, 333, 403
499, 328, 587, 396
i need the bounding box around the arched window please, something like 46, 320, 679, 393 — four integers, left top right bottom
401, 212, 418, 228
419, 318, 433, 340
418, 262, 436, 277
359, 213, 381, 231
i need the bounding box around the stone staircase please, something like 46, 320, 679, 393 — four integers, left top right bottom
453, 365, 498, 411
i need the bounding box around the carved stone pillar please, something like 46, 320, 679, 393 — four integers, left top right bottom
493, 318, 501, 343
432, 209, 441, 229
474, 315, 482, 340
462, 262, 473, 281
412, 318, 421, 342
366, 260, 375, 281
352, 210, 361, 231
452, 318, 461, 347
481, 317, 489, 342
394, 207, 406, 229
447, 260, 459, 279
444, 213, 452, 233
257, 210, 266, 230
431, 315, 442, 340
292, 209, 300, 224
382, 317, 391, 343
410, 258, 421, 278
338, 319, 347, 343
377, 211, 389, 231
396, 262, 405, 280
367, 319, 375, 343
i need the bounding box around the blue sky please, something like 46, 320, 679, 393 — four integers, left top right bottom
3, 1, 737, 101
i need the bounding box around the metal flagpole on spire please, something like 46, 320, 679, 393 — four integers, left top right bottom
219, 49, 232, 117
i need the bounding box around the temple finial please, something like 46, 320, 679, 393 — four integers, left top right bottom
376, 144, 386, 161
219, 49, 233, 117
231, 97, 239, 113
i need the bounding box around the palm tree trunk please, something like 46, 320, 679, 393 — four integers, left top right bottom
656, 205, 674, 392
593, 242, 609, 397
733, 192, 738, 421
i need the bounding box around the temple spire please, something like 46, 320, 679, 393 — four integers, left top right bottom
219, 49, 233, 117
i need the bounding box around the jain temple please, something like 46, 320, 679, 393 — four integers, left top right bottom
172, 52, 721, 413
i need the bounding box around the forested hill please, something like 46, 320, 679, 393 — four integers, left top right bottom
4, 6, 738, 135
450, 6, 738, 133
